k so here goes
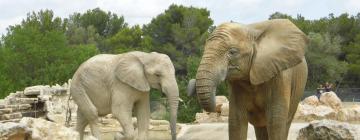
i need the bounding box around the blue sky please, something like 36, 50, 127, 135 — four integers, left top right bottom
0, 0, 359, 35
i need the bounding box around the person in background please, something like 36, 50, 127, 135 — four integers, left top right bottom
324, 81, 333, 92
316, 84, 324, 99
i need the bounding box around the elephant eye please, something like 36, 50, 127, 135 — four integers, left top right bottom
155, 73, 161, 77
228, 48, 239, 57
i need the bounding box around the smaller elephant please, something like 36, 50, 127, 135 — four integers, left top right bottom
70, 51, 179, 140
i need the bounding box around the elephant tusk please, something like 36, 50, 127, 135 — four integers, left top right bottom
179, 97, 184, 102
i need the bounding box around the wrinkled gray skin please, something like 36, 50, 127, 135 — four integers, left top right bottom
70, 51, 179, 140
188, 19, 308, 140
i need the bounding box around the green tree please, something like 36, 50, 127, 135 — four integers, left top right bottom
306, 32, 348, 89
143, 4, 213, 76
70, 8, 127, 37
103, 25, 151, 53
66, 8, 128, 52
0, 10, 99, 98
343, 33, 360, 87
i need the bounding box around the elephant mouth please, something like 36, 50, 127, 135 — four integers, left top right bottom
228, 61, 241, 71
227, 63, 242, 78
229, 65, 240, 70
228, 63, 241, 74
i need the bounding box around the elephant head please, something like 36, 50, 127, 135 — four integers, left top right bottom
188, 19, 308, 112
115, 51, 179, 140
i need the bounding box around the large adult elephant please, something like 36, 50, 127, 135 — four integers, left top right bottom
70, 51, 179, 140
188, 19, 308, 140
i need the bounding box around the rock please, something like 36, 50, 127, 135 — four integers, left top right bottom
297, 120, 360, 140
337, 105, 360, 121
208, 96, 228, 114
16, 98, 38, 104
150, 119, 170, 126
24, 85, 50, 96
6, 104, 32, 111
220, 103, 229, 116
0, 108, 13, 115
319, 92, 342, 111
150, 125, 169, 131
195, 97, 230, 123
43, 92, 77, 125
50, 85, 68, 95
302, 95, 320, 106
0, 119, 21, 123
177, 123, 228, 140
4, 96, 16, 105
195, 112, 228, 123
0, 122, 31, 139
1, 112, 22, 120
216, 96, 229, 106
295, 104, 336, 121
215, 104, 222, 113
20, 117, 97, 140
0, 104, 5, 109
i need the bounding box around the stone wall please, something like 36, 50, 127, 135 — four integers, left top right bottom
0, 80, 77, 126
0, 80, 176, 139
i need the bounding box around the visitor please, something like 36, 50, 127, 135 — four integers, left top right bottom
316, 84, 324, 99
324, 82, 333, 92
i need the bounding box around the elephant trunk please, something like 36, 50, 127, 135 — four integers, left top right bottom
195, 66, 217, 112
162, 77, 179, 140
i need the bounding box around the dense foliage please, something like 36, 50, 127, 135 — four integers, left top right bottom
269, 12, 360, 88
1, 6, 360, 122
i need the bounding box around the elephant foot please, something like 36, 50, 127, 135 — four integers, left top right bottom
114, 132, 124, 140
114, 131, 138, 140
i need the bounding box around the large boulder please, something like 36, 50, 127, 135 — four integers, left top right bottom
295, 104, 337, 121
294, 92, 350, 122
195, 96, 230, 123
20, 117, 81, 140
215, 96, 229, 113
319, 92, 342, 111
0, 117, 96, 140
40, 91, 78, 125
24, 85, 51, 96
302, 95, 320, 106
215, 96, 229, 105
195, 112, 228, 123
0, 122, 30, 139
220, 103, 229, 116
297, 120, 360, 140
177, 123, 229, 140
337, 105, 360, 121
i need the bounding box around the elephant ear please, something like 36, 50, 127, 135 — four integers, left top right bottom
115, 52, 150, 92
248, 19, 308, 85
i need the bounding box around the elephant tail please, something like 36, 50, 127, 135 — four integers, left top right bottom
70, 85, 99, 122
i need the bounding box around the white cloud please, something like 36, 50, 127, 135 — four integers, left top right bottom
345, 0, 360, 14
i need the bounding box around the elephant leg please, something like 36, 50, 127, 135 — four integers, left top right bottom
72, 87, 101, 139
113, 103, 135, 140
228, 91, 248, 140
135, 94, 150, 140
265, 77, 291, 140
254, 126, 268, 140
89, 120, 101, 139
76, 110, 88, 140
